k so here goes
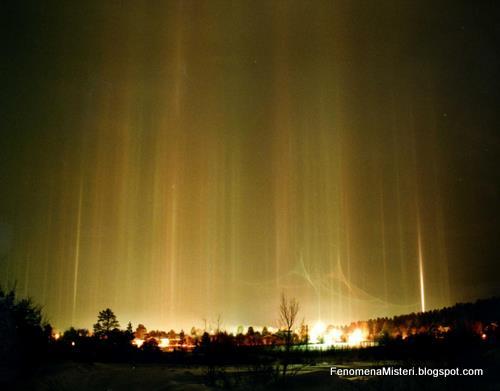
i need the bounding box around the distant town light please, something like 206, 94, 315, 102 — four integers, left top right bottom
310, 321, 326, 344
133, 338, 144, 348
324, 328, 343, 345
158, 338, 169, 348
347, 329, 363, 346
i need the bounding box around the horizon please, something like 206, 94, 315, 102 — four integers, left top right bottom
42, 294, 498, 333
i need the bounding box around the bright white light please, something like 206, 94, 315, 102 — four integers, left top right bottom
310, 321, 326, 344
330, 328, 342, 341
133, 338, 144, 348
324, 328, 343, 345
347, 328, 364, 346
158, 338, 169, 348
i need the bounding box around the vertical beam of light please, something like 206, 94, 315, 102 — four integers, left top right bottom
229, 155, 240, 286
40, 177, 55, 305
392, 116, 409, 304
332, 84, 346, 324
168, 184, 178, 322
417, 219, 426, 313
427, 89, 451, 305
272, 3, 293, 298
71, 179, 83, 325
341, 177, 353, 321
318, 88, 337, 324
409, 100, 426, 314
167, 1, 184, 325
379, 182, 389, 308
4, 1, 484, 331
411, 111, 426, 313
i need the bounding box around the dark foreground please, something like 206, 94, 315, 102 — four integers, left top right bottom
3, 292, 499, 390
8, 350, 500, 391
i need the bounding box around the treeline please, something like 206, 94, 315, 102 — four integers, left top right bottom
346, 297, 500, 343
2, 288, 499, 389
2, 287, 499, 369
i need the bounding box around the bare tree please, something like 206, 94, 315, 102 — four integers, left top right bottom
280, 292, 299, 344
279, 292, 299, 378
215, 313, 222, 333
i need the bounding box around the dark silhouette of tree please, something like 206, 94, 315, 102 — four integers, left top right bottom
62, 327, 88, 341
59, 327, 90, 355
125, 321, 134, 342
235, 332, 245, 346
0, 287, 51, 387
167, 329, 176, 340
93, 308, 119, 337
280, 292, 299, 344
135, 323, 147, 339
179, 330, 186, 346
141, 337, 160, 354
246, 326, 255, 345
279, 292, 299, 379
200, 331, 211, 351
299, 320, 309, 345
215, 314, 222, 333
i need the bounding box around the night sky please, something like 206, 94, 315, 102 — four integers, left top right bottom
1, 1, 499, 331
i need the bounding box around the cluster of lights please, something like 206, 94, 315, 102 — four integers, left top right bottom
132, 337, 170, 349
347, 328, 364, 345
54, 322, 370, 350
309, 321, 366, 347
132, 338, 144, 348
158, 338, 170, 348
